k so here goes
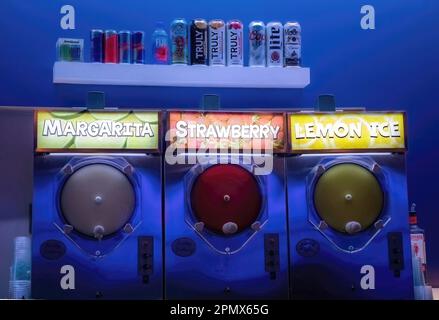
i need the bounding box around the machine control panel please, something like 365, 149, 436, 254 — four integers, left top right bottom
264, 233, 280, 279
387, 232, 404, 277
138, 236, 154, 283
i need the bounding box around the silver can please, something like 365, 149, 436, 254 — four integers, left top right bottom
248, 21, 266, 67
284, 21, 301, 67
266, 21, 283, 67
226, 20, 244, 66
209, 19, 226, 66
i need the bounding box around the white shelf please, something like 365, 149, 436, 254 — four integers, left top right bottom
53, 61, 310, 89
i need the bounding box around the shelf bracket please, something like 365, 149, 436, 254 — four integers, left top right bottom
316, 94, 336, 112
200, 94, 221, 111
86, 91, 106, 109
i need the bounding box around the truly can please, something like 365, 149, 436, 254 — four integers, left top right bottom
90, 29, 104, 63
190, 19, 208, 65
248, 21, 266, 66
227, 20, 243, 66
104, 30, 118, 63
208, 19, 226, 66
266, 22, 283, 67
284, 21, 301, 67
118, 30, 132, 63
170, 18, 188, 64
132, 31, 145, 64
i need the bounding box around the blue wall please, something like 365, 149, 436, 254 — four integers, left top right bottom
1, 0, 439, 286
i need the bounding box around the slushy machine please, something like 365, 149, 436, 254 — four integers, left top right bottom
164, 111, 289, 299
32, 110, 162, 299
286, 112, 413, 299
30, 109, 414, 299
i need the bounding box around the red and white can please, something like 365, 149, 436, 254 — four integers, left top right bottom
226, 20, 243, 66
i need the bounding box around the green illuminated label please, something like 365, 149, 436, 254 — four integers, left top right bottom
36, 110, 159, 151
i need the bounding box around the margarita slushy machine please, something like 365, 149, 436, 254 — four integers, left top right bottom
31, 110, 163, 299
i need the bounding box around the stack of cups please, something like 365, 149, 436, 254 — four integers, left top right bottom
9, 236, 31, 299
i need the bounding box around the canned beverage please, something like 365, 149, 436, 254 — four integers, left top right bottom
90, 29, 104, 63
284, 21, 301, 66
118, 30, 132, 63
227, 20, 244, 66
208, 19, 226, 66
57, 38, 84, 62
190, 19, 208, 65
266, 22, 283, 67
170, 18, 189, 64
69, 45, 82, 62
104, 30, 119, 63
248, 21, 266, 66
132, 31, 145, 64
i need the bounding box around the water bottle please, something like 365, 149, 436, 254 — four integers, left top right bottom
151, 22, 169, 64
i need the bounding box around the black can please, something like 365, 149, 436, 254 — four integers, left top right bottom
190, 19, 208, 65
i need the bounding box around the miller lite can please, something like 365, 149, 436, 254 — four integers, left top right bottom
171, 18, 189, 64
227, 20, 243, 66
249, 21, 266, 66
208, 19, 226, 66
266, 22, 283, 67
284, 22, 301, 67
190, 19, 208, 65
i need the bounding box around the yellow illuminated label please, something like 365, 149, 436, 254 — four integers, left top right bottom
289, 113, 406, 152
36, 110, 159, 151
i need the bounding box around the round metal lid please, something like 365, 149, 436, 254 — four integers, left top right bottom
313, 163, 384, 234
60, 163, 135, 238
190, 164, 262, 235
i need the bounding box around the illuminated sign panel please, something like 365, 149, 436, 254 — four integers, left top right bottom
36, 110, 160, 152
289, 112, 406, 153
169, 111, 286, 152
